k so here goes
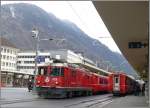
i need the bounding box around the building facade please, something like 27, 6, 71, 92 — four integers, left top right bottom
0, 38, 33, 87
17, 51, 51, 75
1, 46, 19, 87
1, 38, 20, 87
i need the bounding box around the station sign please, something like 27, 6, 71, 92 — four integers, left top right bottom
128, 42, 147, 48
36, 56, 45, 63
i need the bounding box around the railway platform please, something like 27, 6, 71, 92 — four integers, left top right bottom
1, 87, 149, 108
99, 95, 149, 108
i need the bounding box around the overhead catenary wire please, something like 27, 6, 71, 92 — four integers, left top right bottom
66, 1, 94, 36
66, 1, 114, 71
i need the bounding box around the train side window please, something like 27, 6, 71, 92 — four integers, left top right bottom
50, 67, 64, 76
38, 67, 47, 75
115, 77, 119, 83
85, 75, 89, 79
72, 70, 76, 77
61, 68, 64, 76
103, 79, 105, 84
106, 79, 108, 84
104, 79, 108, 84
103, 79, 106, 84
99, 78, 103, 84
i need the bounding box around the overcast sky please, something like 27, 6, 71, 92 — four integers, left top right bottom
1, 1, 121, 53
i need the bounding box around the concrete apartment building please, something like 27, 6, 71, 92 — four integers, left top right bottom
1, 38, 33, 87
1, 38, 23, 87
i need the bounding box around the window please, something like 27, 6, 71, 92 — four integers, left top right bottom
3, 55, 6, 59
24, 61, 28, 63
3, 62, 5, 66
14, 51, 17, 55
71, 70, 76, 77
125, 77, 130, 85
31, 66, 34, 69
4, 48, 6, 53
1, 48, 3, 52
2, 62, 4, 66
50, 67, 64, 76
7, 49, 9, 53
115, 77, 119, 84
23, 61, 34, 64
38, 67, 47, 75
6, 62, 8, 66
17, 61, 21, 63
99, 78, 103, 84
7, 56, 9, 60
86, 75, 89, 79
104, 79, 108, 84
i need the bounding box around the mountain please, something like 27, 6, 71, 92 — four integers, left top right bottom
0, 3, 137, 76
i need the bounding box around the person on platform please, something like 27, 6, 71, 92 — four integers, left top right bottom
27, 79, 33, 92
142, 83, 145, 96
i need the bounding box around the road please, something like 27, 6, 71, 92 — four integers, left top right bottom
0, 88, 114, 108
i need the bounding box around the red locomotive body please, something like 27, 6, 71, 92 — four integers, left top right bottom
112, 72, 137, 96
35, 63, 110, 98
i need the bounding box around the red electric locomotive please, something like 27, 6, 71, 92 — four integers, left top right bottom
35, 63, 110, 98
112, 72, 138, 96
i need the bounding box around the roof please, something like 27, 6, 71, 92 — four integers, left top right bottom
0, 37, 17, 49
93, 1, 148, 79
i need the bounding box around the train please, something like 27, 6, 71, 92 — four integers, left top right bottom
35, 63, 139, 98
112, 72, 139, 96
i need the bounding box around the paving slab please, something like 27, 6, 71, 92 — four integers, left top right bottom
98, 95, 149, 108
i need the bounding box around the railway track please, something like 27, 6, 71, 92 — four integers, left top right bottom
64, 96, 113, 108
0, 98, 40, 105
1, 94, 114, 108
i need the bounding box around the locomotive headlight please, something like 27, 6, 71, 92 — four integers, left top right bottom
55, 81, 58, 84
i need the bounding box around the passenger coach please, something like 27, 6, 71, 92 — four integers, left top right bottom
112, 72, 138, 96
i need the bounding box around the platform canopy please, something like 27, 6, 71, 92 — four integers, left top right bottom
75, 62, 111, 76
93, 1, 148, 80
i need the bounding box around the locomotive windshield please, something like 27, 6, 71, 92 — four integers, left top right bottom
38, 67, 47, 75
50, 67, 64, 76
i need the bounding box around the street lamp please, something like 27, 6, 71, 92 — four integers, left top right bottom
31, 28, 39, 91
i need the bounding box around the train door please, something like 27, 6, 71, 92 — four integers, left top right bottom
113, 75, 120, 91
71, 69, 77, 87
63, 67, 70, 87
108, 74, 113, 92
